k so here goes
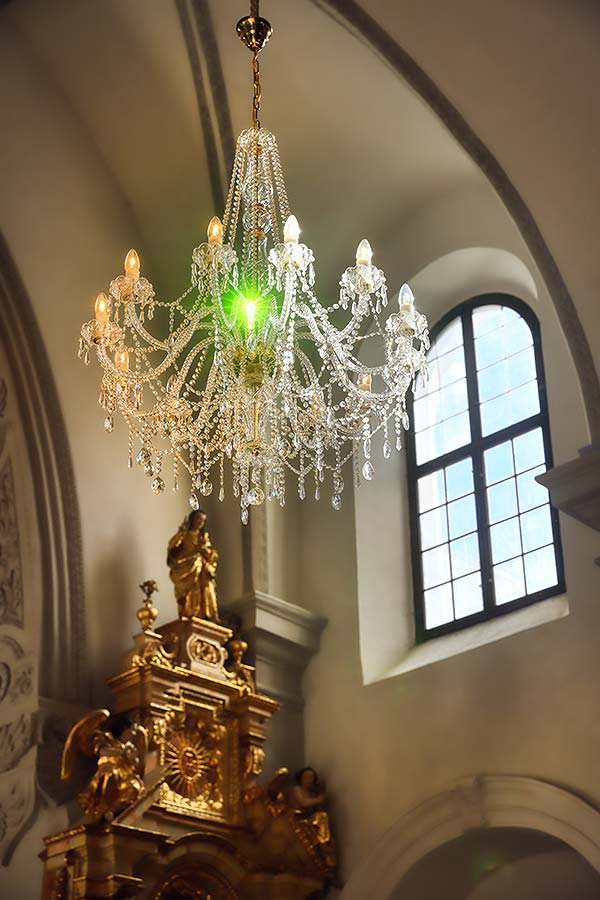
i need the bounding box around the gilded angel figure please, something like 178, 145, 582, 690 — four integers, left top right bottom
61, 710, 148, 820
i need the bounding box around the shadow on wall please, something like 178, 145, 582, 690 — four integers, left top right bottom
392, 827, 600, 900
91, 528, 143, 695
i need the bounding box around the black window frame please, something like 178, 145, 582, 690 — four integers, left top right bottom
405, 293, 566, 643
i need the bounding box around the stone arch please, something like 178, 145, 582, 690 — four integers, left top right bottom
340, 775, 600, 900
0, 231, 86, 705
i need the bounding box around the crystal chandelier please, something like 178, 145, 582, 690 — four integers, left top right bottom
78, 1, 429, 523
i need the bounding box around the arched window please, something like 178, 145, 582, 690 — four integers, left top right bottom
406, 295, 565, 641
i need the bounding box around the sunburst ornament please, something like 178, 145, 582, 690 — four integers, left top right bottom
161, 722, 224, 811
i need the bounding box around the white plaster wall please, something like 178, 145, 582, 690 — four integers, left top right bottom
299, 181, 600, 878
0, 22, 186, 690
365, 0, 600, 381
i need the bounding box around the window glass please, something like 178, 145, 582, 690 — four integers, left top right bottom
410, 301, 563, 639
414, 319, 471, 464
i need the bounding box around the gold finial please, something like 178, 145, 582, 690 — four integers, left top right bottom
137, 580, 159, 632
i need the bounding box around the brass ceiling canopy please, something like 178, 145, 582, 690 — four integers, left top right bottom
237, 0, 272, 54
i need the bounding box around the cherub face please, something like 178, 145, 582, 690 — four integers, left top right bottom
300, 769, 316, 791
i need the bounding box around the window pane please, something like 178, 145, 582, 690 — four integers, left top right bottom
418, 470, 446, 512
415, 422, 442, 465
448, 495, 477, 539
520, 505, 553, 554
453, 572, 484, 618
513, 427, 545, 474
516, 465, 548, 512
487, 478, 518, 524
473, 304, 518, 338
484, 440, 514, 486
441, 411, 471, 455
418, 347, 465, 397
440, 379, 469, 419
475, 317, 532, 369
524, 546, 558, 594
414, 391, 441, 432
440, 345, 466, 385
415, 408, 471, 463
490, 516, 522, 564
450, 533, 480, 578
445, 457, 473, 502
494, 557, 525, 605
480, 393, 510, 437
509, 380, 540, 422
415, 379, 469, 430
424, 583, 454, 629
474, 306, 538, 438
480, 381, 539, 437
420, 506, 448, 551
509, 346, 537, 390
422, 544, 451, 589
414, 319, 469, 465
477, 347, 537, 404
429, 318, 463, 360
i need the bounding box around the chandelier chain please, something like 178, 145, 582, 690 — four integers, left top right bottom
252, 51, 261, 130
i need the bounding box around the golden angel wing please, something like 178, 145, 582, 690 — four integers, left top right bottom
60, 708, 110, 780
266, 766, 289, 799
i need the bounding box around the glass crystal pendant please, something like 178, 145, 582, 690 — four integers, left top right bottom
78, 1, 429, 522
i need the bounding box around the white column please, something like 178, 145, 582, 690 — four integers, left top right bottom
223, 590, 327, 773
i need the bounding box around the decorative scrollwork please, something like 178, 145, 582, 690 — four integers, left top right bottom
188, 637, 220, 665
0, 460, 23, 628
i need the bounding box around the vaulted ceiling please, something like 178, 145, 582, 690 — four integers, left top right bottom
3, 0, 480, 294
2, 0, 600, 436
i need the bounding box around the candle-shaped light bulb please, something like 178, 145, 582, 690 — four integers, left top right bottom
124, 249, 140, 280
284, 214, 301, 243
358, 372, 372, 391
207, 216, 223, 245
399, 283, 414, 308
115, 348, 129, 372
356, 239, 373, 267
94, 291, 109, 324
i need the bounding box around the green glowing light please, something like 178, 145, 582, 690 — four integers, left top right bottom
244, 298, 257, 327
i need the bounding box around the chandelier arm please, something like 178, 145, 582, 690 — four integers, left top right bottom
124, 302, 210, 354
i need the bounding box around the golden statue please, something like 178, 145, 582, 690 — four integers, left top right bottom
167, 510, 219, 620
289, 767, 337, 871
61, 709, 148, 820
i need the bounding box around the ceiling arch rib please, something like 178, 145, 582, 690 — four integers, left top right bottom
308, 0, 600, 442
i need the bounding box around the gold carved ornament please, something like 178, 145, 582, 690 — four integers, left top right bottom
155, 715, 227, 818
61, 709, 148, 820
137, 579, 159, 631
188, 636, 221, 665
225, 636, 255, 692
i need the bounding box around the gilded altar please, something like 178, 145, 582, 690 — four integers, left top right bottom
40, 515, 337, 900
